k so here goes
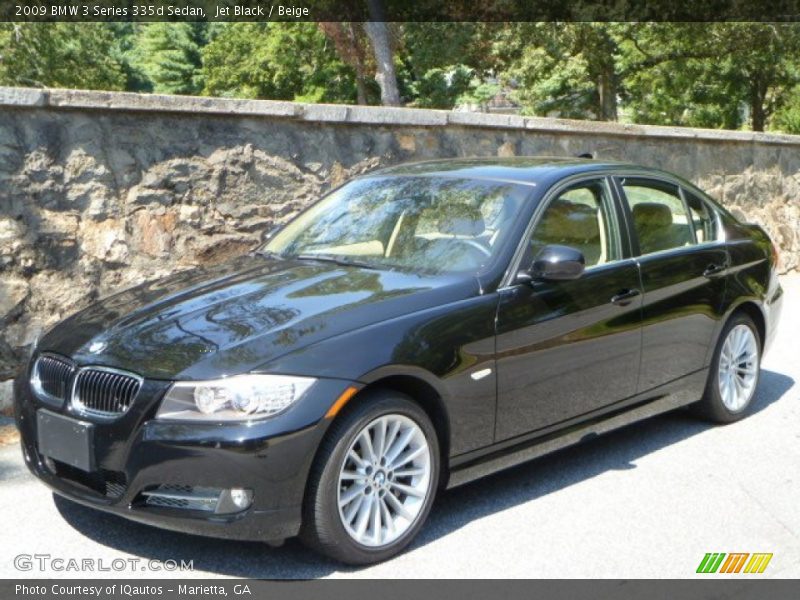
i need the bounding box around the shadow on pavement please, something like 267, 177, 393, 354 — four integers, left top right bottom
54, 369, 794, 578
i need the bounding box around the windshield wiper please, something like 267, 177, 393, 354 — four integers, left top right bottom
295, 253, 379, 270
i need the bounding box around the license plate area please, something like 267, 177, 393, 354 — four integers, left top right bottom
37, 409, 95, 472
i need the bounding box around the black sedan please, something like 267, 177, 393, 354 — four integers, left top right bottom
15, 158, 783, 564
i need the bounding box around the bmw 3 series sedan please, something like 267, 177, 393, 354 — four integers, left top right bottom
15, 158, 783, 564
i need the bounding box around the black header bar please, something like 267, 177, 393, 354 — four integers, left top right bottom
3, 0, 800, 23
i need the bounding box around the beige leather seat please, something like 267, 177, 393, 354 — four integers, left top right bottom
632, 202, 691, 254
532, 200, 602, 266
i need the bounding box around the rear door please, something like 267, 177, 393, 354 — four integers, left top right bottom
614, 176, 728, 392
494, 176, 643, 441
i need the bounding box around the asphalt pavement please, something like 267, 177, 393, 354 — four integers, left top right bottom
1, 275, 798, 579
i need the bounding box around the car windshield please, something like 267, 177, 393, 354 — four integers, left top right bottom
263, 176, 530, 274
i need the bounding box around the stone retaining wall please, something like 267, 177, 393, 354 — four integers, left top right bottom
1, 86, 799, 390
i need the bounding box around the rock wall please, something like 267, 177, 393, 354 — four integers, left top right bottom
1, 86, 799, 385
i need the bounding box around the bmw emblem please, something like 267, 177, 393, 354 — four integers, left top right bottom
88, 341, 107, 354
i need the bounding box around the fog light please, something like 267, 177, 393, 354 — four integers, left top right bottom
214, 488, 254, 514
230, 488, 253, 509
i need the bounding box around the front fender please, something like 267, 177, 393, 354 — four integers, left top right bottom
257, 294, 500, 455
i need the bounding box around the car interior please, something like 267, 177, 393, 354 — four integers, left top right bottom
623, 184, 696, 255
302, 189, 521, 273
528, 184, 612, 268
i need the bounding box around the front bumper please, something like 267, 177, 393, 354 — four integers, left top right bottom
14, 365, 354, 542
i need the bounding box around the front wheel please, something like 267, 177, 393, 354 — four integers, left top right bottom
693, 313, 761, 423
300, 391, 440, 564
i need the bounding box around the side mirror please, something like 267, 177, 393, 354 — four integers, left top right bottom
517, 244, 585, 283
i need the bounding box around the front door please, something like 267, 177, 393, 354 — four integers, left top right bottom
495, 177, 643, 442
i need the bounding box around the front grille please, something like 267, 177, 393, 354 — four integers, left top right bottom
31, 354, 76, 406
52, 460, 128, 499
73, 368, 142, 417
30, 353, 144, 419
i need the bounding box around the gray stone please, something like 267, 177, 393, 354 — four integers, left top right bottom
302, 104, 349, 122
448, 112, 526, 129
0, 380, 13, 413
46, 89, 301, 118
0, 87, 46, 106
346, 105, 448, 126
0, 277, 28, 319
0, 217, 25, 242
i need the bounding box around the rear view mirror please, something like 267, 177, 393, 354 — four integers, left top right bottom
517, 244, 585, 283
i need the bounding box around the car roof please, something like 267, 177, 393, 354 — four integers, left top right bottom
366, 157, 671, 187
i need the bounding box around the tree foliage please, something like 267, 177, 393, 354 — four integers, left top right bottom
202, 23, 356, 103
318, 22, 375, 105
493, 23, 622, 120
617, 23, 800, 131
0, 23, 125, 90
130, 23, 206, 95
393, 23, 504, 109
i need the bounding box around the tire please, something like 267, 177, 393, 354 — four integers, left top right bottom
693, 312, 761, 424
300, 390, 440, 565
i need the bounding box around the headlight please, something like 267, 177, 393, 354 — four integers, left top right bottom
156, 374, 316, 421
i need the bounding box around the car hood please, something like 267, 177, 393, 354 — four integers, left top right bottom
40, 255, 478, 380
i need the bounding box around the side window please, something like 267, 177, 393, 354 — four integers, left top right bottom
684, 190, 718, 244
621, 179, 694, 255
529, 179, 619, 268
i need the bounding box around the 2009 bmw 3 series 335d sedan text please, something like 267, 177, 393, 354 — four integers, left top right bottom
15, 158, 783, 564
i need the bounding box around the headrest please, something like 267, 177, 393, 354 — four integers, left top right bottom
538, 201, 599, 241
438, 205, 485, 237
632, 202, 673, 229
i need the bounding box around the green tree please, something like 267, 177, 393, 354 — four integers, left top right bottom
401, 65, 474, 109
771, 86, 800, 133
202, 23, 355, 103
319, 22, 374, 105
130, 23, 206, 95
494, 23, 621, 120
0, 23, 125, 90
617, 23, 800, 131
400, 22, 492, 75
396, 23, 499, 109
106, 22, 150, 93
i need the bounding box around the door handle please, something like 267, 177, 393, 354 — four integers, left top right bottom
703, 263, 727, 278
610, 289, 641, 306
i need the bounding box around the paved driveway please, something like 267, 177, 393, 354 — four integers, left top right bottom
1, 276, 798, 579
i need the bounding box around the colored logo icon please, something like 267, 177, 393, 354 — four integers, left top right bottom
697, 553, 773, 574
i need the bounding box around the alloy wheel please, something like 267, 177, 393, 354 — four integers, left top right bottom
337, 414, 432, 547
717, 323, 759, 412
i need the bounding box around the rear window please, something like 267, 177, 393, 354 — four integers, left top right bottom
620, 178, 694, 255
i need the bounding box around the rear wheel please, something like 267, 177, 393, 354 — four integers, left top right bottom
300, 391, 440, 564
694, 313, 761, 423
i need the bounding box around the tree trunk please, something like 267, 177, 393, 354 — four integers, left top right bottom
363, 1, 401, 106
597, 68, 618, 121
347, 23, 368, 105
354, 71, 368, 106
750, 80, 767, 132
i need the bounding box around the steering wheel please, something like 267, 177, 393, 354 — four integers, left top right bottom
452, 238, 492, 257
